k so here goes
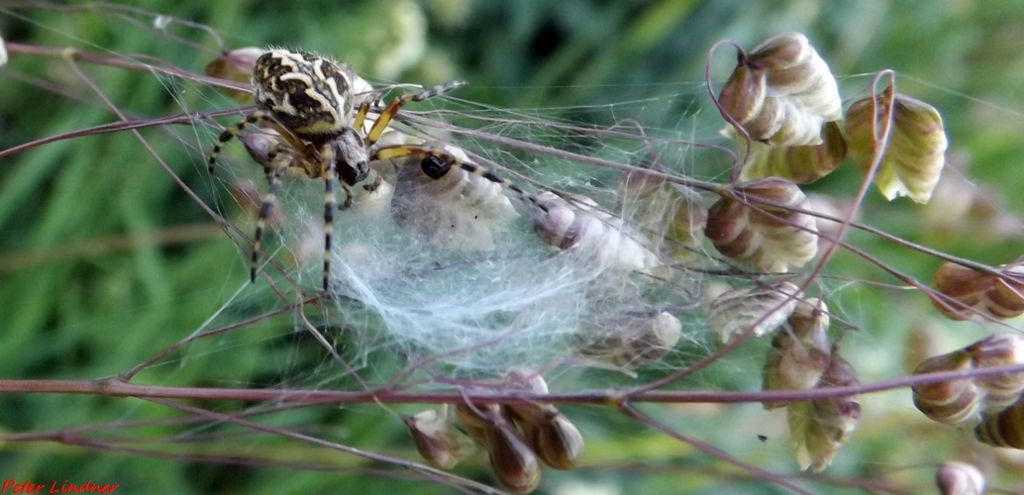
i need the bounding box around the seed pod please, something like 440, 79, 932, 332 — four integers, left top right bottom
525, 412, 585, 470
931, 258, 1024, 321
454, 402, 504, 444
738, 121, 847, 184
707, 282, 801, 343
486, 419, 542, 494
705, 178, 818, 273
533, 192, 660, 274
718, 32, 842, 147
403, 407, 461, 470
789, 351, 860, 472
846, 86, 948, 203
574, 311, 682, 368
204, 47, 265, 103
970, 334, 1024, 412
974, 395, 1024, 449
504, 368, 557, 426
935, 462, 985, 495
762, 298, 832, 409
619, 174, 707, 263
912, 348, 981, 426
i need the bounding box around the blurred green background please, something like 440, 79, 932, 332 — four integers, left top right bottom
1, 1, 1023, 493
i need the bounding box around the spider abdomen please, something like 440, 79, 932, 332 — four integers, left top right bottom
252, 49, 354, 138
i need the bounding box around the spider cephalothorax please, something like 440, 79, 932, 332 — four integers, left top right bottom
207, 48, 542, 292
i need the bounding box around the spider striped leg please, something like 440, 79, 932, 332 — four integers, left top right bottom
208, 111, 314, 173
251, 162, 287, 284
364, 80, 468, 146
320, 144, 338, 293
371, 145, 546, 212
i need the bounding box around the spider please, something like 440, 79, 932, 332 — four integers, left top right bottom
207, 49, 540, 292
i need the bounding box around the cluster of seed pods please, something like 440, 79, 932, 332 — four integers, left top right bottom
404, 370, 584, 494
912, 335, 1024, 449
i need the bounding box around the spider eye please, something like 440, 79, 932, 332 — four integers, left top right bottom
421, 155, 451, 179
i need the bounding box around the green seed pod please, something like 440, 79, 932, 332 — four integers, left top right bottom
912, 348, 981, 426
935, 462, 985, 495
762, 298, 832, 409
789, 351, 860, 472
718, 32, 842, 147
846, 86, 948, 204
705, 178, 818, 273
707, 282, 801, 344
525, 412, 585, 470
931, 258, 1024, 321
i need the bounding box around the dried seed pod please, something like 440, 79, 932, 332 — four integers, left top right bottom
619, 174, 707, 263
454, 402, 504, 444
970, 334, 1024, 412
486, 419, 542, 494
738, 121, 847, 184
705, 178, 818, 273
205, 47, 264, 83
789, 351, 860, 472
912, 348, 981, 426
574, 311, 682, 368
707, 282, 801, 343
718, 32, 842, 147
935, 462, 985, 495
975, 395, 1024, 449
403, 407, 463, 470
533, 192, 660, 274
525, 412, 585, 470
762, 298, 832, 409
931, 258, 1024, 321
504, 368, 557, 426
846, 86, 948, 203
